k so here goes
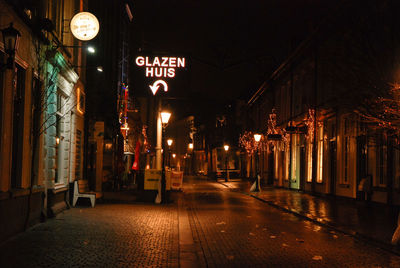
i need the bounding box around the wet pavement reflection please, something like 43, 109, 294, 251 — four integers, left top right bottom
182, 176, 400, 267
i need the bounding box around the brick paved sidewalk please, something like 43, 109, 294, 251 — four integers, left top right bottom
0, 201, 180, 268
218, 178, 400, 254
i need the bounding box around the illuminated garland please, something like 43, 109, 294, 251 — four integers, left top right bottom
305, 108, 315, 143
265, 109, 289, 150
267, 109, 278, 135
357, 83, 400, 144
239, 131, 256, 155
119, 83, 130, 137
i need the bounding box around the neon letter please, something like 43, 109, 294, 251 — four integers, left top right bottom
169, 57, 176, 67
145, 67, 154, 77
167, 68, 175, 78
136, 56, 145, 66
155, 68, 163, 77
153, 57, 160, 67
145, 57, 151, 67
161, 57, 169, 67
177, 58, 185, 68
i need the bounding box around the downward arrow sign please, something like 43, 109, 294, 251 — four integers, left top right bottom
149, 80, 168, 95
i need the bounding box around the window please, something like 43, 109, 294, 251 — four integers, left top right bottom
291, 134, 300, 181
50, 0, 62, 36
307, 142, 313, 182
55, 92, 64, 184
285, 144, 290, 181
316, 125, 324, 183
11, 65, 26, 188
274, 146, 279, 180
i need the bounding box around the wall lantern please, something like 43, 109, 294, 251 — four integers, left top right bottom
1, 23, 21, 70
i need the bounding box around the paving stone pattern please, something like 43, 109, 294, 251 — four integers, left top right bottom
0, 203, 179, 268
184, 179, 400, 268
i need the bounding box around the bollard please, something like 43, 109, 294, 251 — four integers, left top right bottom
250, 175, 261, 192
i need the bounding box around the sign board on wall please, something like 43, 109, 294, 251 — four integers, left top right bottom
70, 12, 100, 41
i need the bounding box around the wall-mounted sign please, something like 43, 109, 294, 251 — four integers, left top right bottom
70, 12, 100, 41
135, 56, 186, 95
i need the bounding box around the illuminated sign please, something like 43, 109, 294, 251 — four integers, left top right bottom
70, 12, 100, 41
135, 56, 185, 78
149, 80, 168, 95
135, 56, 186, 95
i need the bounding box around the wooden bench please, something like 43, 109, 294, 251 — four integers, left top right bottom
72, 180, 96, 208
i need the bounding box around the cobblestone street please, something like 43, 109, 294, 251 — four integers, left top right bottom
1, 177, 400, 267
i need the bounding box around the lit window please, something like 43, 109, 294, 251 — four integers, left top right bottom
274, 146, 279, 180
291, 134, 299, 181
317, 125, 324, 183
285, 145, 290, 181
307, 142, 313, 182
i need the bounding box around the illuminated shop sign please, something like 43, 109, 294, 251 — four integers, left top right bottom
135, 56, 186, 95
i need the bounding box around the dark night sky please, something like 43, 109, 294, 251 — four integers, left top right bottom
129, 0, 339, 121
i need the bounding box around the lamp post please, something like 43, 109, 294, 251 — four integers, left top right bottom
167, 139, 173, 168
1, 23, 21, 71
224, 144, 229, 182
188, 142, 193, 174
160, 110, 171, 203
253, 133, 262, 191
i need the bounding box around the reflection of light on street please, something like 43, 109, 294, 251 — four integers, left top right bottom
313, 226, 321, 232
319, 202, 328, 220
309, 200, 316, 217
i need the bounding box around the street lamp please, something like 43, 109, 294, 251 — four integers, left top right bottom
160, 110, 171, 203
167, 139, 173, 167
224, 144, 229, 182
253, 133, 262, 192
1, 23, 21, 70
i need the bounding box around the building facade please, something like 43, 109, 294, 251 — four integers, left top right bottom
246, 0, 400, 205
0, 0, 88, 241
